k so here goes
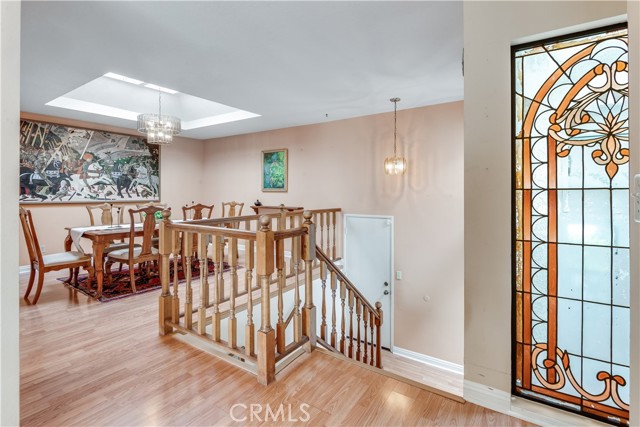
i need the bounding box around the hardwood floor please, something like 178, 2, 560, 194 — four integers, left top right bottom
381, 350, 463, 397
19, 270, 528, 426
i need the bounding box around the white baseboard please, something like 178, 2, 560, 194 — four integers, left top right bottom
463, 380, 610, 426
393, 346, 463, 375
19, 265, 31, 275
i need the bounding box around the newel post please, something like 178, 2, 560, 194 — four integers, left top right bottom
256, 216, 276, 385
301, 210, 317, 351
375, 301, 383, 368
158, 209, 173, 336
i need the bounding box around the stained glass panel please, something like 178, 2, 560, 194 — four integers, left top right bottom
513, 25, 629, 425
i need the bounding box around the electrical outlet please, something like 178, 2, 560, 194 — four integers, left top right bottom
396, 270, 402, 280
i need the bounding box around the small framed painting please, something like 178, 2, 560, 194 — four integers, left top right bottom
262, 149, 288, 192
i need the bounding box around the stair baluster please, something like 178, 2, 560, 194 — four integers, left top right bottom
211, 235, 223, 341
228, 236, 238, 349
197, 232, 208, 335
293, 234, 302, 343
348, 289, 354, 358
276, 237, 285, 354
183, 232, 193, 330
331, 211, 337, 260
171, 229, 180, 324
340, 280, 346, 354
369, 311, 379, 366
363, 306, 369, 364
330, 270, 337, 348
245, 236, 255, 356
356, 299, 362, 361
320, 260, 327, 341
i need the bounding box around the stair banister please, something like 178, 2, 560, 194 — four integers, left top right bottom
256, 215, 276, 385
158, 209, 173, 335
301, 211, 317, 350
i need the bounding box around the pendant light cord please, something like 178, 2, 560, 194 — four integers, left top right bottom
393, 99, 398, 157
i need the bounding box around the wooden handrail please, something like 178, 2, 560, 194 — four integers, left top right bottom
315, 245, 380, 319
158, 206, 355, 384
273, 228, 307, 240
166, 222, 257, 240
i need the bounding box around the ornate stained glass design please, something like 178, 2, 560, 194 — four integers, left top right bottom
513, 26, 629, 425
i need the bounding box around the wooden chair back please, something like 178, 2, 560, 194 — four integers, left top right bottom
19, 207, 42, 266
182, 203, 214, 221
86, 203, 125, 226
135, 202, 168, 223
127, 206, 164, 260
221, 201, 244, 218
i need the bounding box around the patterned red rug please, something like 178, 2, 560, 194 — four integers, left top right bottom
59, 260, 226, 302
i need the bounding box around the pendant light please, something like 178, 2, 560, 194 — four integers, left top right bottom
384, 97, 407, 175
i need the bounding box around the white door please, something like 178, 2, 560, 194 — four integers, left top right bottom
344, 214, 393, 349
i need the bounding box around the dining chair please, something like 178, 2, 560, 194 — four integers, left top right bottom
135, 202, 168, 223
135, 202, 168, 249
86, 202, 125, 227
86, 202, 137, 271
182, 203, 214, 221
104, 206, 166, 293
181, 203, 215, 262
221, 201, 244, 218
19, 207, 94, 304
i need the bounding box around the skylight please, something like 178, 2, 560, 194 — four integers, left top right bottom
46, 72, 260, 131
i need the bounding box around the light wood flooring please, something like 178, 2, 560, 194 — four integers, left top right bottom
381, 350, 463, 397
19, 270, 529, 426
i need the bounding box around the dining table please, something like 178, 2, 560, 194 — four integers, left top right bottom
64, 223, 150, 299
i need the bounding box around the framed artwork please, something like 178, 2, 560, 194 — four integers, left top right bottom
19, 119, 160, 204
262, 148, 288, 192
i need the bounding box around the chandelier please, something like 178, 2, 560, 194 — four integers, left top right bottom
384, 97, 407, 175
137, 88, 181, 145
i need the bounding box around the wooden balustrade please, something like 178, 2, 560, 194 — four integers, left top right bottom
315, 245, 383, 369
158, 206, 380, 384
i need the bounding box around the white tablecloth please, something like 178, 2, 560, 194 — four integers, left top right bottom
69, 224, 130, 255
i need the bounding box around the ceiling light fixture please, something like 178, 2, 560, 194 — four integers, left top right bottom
384, 97, 407, 175
137, 88, 181, 145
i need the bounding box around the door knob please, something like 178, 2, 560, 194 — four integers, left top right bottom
384, 290, 390, 295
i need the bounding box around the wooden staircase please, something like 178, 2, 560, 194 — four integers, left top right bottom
157, 207, 383, 384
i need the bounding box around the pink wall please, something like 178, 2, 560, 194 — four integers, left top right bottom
203, 101, 464, 365
18, 113, 205, 266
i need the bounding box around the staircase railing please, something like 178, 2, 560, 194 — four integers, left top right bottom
157, 207, 380, 384
315, 246, 383, 368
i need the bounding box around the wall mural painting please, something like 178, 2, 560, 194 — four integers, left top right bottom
19, 120, 160, 204
513, 26, 629, 425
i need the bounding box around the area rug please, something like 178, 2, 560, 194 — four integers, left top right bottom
58, 260, 228, 302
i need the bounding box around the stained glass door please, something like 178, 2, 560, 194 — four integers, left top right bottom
513, 25, 629, 425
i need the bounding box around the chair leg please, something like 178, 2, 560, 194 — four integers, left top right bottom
24, 267, 36, 299
32, 270, 45, 305
130, 266, 137, 293
66, 267, 73, 283
72, 268, 80, 285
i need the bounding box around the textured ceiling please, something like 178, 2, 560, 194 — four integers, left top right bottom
21, 1, 463, 140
